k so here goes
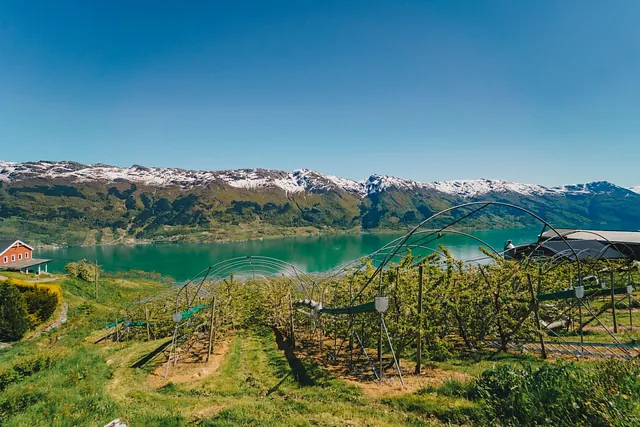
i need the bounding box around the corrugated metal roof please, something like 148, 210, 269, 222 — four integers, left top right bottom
540, 229, 640, 244
510, 239, 628, 261
540, 240, 627, 260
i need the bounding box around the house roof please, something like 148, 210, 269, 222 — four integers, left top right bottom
510, 239, 629, 261
539, 240, 627, 260
0, 258, 51, 270
0, 240, 35, 257
539, 229, 640, 244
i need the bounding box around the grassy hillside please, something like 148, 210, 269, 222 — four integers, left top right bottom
2, 178, 640, 246
2, 267, 640, 426
0, 180, 362, 246
360, 187, 640, 232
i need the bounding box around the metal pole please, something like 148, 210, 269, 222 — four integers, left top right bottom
378, 262, 383, 381
288, 293, 295, 349
349, 280, 354, 367
578, 298, 583, 355
379, 314, 384, 382
206, 296, 216, 362
628, 268, 633, 330
629, 292, 633, 330
610, 270, 618, 333
145, 305, 151, 341
381, 316, 405, 387
164, 326, 178, 379
354, 329, 379, 381
527, 273, 546, 359
95, 260, 99, 302
415, 265, 424, 374
334, 316, 338, 358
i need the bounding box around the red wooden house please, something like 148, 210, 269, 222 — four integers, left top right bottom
0, 240, 51, 274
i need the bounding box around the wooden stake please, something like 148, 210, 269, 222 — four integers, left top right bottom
415, 265, 424, 374
527, 273, 546, 359
378, 267, 383, 381
609, 270, 618, 333
288, 293, 295, 349
206, 296, 216, 362
578, 298, 584, 354
629, 292, 633, 330
95, 260, 99, 302
145, 305, 151, 341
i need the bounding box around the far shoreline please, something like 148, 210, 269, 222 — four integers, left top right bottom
33, 224, 536, 251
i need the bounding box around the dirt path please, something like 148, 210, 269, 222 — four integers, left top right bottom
26, 276, 60, 283
0, 274, 60, 283
147, 338, 231, 387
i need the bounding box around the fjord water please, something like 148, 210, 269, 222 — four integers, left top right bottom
35, 228, 537, 281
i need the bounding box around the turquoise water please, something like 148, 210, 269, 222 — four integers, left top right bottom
35, 228, 538, 281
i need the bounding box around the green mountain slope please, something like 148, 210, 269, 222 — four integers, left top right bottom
0, 162, 638, 246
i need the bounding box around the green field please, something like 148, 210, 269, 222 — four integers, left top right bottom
2, 267, 640, 426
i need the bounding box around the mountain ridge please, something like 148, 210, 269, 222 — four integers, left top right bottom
1, 160, 639, 246
1, 160, 634, 198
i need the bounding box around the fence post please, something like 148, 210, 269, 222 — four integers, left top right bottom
288, 293, 295, 349
95, 260, 99, 302
145, 305, 151, 341
610, 270, 618, 333
415, 265, 424, 374
527, 273, 546, 359
206, 296, 216, 362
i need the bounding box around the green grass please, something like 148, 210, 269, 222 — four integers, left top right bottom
0, 275, 445, 426
5, 271, 639, 426
105, 328, 443, 426
433, 350, 544, 377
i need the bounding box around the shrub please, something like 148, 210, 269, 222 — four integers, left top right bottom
425, 339, 452, 362
0, 281, 29, 341
65, 259, 100, 282
21, 286, 58, 326
473, 360, 640, 427
0, 354, 57, 392
6, 281, 60, 327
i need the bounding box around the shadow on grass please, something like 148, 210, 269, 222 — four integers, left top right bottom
93, 331, 115, 344
272, 327, 314, 386
130, 339, 172, 368
266, 371, 292, 395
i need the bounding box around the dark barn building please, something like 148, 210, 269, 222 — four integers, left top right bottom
506, 229, 640, 262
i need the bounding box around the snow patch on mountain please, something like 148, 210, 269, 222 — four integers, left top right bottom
630, 186, 640, 194
430, 179, 561, 197
0, 160, 633, 199
364, 176, 564, 197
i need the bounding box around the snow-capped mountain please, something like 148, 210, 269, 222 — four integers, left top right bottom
1, 160, 639, 246
631, 186, 640, 194
0, 160, 633, 198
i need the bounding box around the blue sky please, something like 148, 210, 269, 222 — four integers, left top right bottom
1, 1, 639, 186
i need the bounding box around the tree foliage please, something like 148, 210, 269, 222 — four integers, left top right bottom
0, 281, 29, 342
65, 259, 101, 282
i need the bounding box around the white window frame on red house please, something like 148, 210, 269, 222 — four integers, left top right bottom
18, 253, 22, 260
0, 241, 35, 264
2, 256, 6, 263
25, 252, 29, 259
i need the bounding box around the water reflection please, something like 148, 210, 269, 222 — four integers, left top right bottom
36, 228, 538, 281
